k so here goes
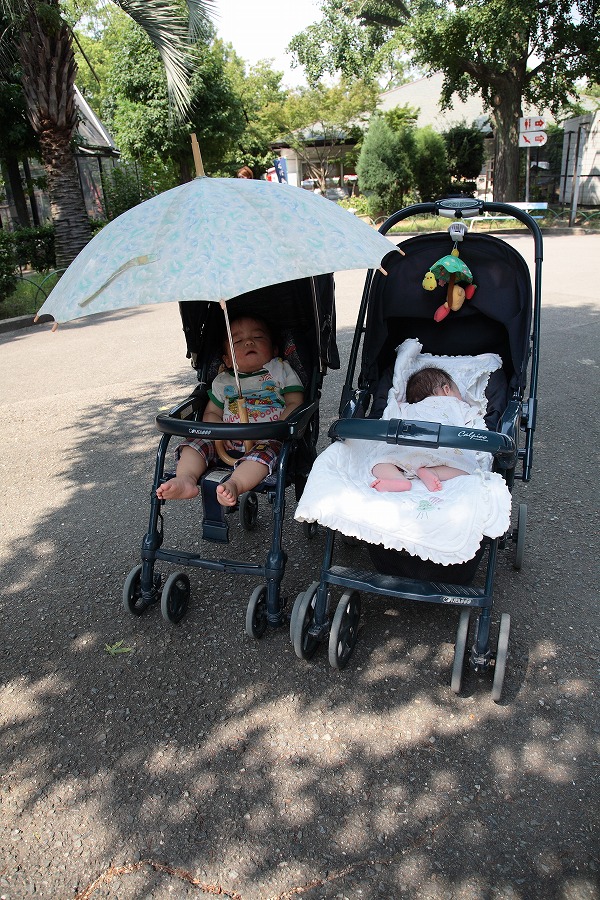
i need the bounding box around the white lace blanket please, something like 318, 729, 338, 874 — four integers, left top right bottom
294, 340, 512, 565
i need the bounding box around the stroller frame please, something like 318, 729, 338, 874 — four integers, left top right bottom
123, 275, 337, 636
290, 198, 542, 701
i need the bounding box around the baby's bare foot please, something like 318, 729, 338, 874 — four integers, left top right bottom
417, 468, 442, 492
156, 476, 199, 500
217, 479, 239, 507
371, 477, 412, 492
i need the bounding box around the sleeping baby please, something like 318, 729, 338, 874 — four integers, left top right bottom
371, 366, 487, 493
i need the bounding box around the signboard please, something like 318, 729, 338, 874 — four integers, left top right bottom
519, 132, 548, 147
519, 116, 546, 132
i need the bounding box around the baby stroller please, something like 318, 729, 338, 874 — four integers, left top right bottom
123, 274, 339, 636
292, 197, 542, 701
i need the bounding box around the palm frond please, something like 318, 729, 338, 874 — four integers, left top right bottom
113, 0, 215, 118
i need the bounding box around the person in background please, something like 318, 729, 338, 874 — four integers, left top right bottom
237, 166, 254, 179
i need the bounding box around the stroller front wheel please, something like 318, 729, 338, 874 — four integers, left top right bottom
328, 591, 361, 669
491, 613, 511, 702
246, 585, 268, 639
161, 571, 191, 624
290, 584, 320, 660
451, 608, 471, 694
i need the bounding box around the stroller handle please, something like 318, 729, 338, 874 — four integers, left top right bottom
328, 417, 515, 457
156, 399, 318, 442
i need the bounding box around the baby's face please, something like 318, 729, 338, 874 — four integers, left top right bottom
224, 318, 275, 373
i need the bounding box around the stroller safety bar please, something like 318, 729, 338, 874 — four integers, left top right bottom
328, 417, 515, 457
156, 399, 318, 442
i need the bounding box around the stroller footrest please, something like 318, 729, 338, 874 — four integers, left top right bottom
201, 469, 232, 543
324, 565, 488, 606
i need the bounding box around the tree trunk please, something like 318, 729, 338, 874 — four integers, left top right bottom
3, 157, 31, 227
489, 80, 522, 202
18, 10, 91, 269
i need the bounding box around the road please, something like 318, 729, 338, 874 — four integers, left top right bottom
0, 231, 598, 899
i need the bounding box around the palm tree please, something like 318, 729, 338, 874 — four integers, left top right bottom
0, 0, 213, 269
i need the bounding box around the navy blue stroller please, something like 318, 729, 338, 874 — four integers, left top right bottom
123, 275, 339, 636
290, 198, 541, 701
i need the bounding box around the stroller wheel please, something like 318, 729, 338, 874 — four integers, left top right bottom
290, 584, 320, 660
160, 571, 191, 624
451, 608, 471, 694
491, 613, 511, 702
513, 504, 527, 570
328, 591, 361, 669
246, 585, 268, 639
302, 521, 318, 539
239, 491, 259, 531
123, 565, 146, 616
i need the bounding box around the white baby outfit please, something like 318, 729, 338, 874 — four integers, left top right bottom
369, 395, 489, 478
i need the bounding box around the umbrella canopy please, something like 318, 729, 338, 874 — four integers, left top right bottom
429, 255, 473, 284
37, 177, 396, 325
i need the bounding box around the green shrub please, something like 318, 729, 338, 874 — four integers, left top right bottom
0, 231, 18, 303
12, 225, 56, 272
337, 195, 371, 217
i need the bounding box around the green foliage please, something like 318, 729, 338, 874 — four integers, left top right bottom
12, 225, 56, 272
443, 124, 485, 182
413, 127, 448, 201
0, 231, 18, 303
357, 115, 415, 216
337, 195, 371, 216
100, 160, 176, 220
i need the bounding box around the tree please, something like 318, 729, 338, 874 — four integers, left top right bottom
0, 0, 212, 268
413, 126, 448, 201
357, 114, 415, 215
443, 123, 485, 183
289, 0, 600, 201
274, 81, 378, 192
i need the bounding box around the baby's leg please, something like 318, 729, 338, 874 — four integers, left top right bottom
371, 462, 412, 492
417, 465, 469, 492
217, 459, 268, 507
156, 445, 207, 499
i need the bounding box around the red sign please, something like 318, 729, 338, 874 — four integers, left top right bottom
519, 131, 548, 147
519, 116, 546, 132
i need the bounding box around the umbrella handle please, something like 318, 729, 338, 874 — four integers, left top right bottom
215, 397, 255, 466
215, 439, 255, 467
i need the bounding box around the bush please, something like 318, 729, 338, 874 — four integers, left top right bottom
12, 225, 56, 272
0, 231, 18, 303
337, 195, 371, 217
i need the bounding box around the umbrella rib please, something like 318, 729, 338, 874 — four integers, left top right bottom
78, 256, 158, 308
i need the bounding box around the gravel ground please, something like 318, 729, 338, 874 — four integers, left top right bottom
0, 232, 598, 900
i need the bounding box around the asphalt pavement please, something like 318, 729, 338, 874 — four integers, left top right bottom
0, 231, 598, 899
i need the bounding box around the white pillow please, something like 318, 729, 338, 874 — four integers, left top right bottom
386, 338, 502, 418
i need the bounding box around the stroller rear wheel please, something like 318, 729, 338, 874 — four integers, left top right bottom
161, 571, 191, 624
328, 590, 361, 669
239, 491, 259, 531
451, 608, 471, 694
246, 585, 268, 638
290, 583, 320, 660
491, 613, 511, 702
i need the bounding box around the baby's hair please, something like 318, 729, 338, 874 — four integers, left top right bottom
406, 367, 455, 403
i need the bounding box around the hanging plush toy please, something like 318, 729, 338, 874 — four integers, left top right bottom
422, 253, 477, 322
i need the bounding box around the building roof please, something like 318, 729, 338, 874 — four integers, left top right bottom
74, 86, 119, 157
378, 72, 489, 130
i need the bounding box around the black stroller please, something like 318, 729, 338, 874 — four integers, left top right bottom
290, 198, 541, 701
123, 275, 338, 636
